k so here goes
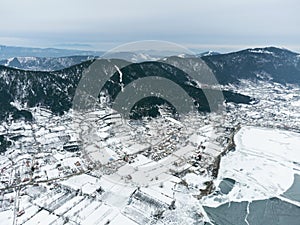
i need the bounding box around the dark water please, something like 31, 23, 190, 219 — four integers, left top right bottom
204, 198, 300, 225
218, 178, 236, 195
282, 174, 300, 202
204, 176, 300, 225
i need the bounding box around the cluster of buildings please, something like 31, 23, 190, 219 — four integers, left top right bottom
0, 80, 299, 224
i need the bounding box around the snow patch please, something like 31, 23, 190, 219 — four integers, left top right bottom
249, 49, 275, 55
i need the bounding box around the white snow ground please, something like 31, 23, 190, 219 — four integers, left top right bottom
202, 126, 300, 207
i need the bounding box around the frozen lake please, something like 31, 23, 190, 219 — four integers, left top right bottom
201, 126, 300, 224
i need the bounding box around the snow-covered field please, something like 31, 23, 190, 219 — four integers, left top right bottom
202, 126, 300, 207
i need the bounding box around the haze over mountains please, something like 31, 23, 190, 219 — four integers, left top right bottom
0, 45, 104, 60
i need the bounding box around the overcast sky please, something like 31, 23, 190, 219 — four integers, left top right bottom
1, 0, 299, 53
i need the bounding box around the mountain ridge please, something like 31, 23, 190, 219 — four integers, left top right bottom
0, 55, 96, 71
0, 58, 251, 121
201, 46, 300, 85
0, 46, 299, 121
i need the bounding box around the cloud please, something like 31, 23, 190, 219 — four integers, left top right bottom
0, 0, 299, 52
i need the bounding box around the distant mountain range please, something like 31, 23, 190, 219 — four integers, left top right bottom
1, 45, 299, 85
0, 45, 201, 61
197, 51, 220, 57
0, 56, 95, 71
0, 45, 299, 121
0, 45, 104, 60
